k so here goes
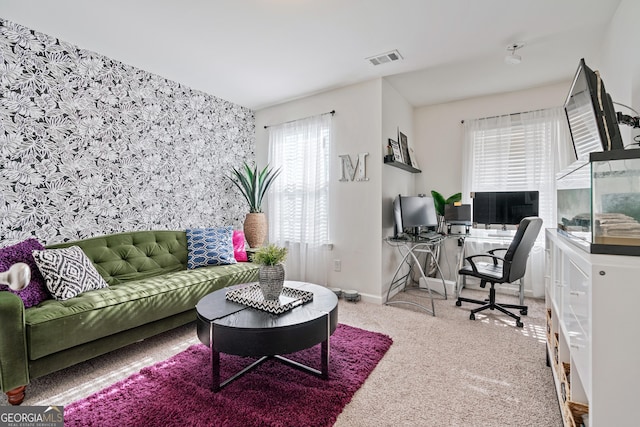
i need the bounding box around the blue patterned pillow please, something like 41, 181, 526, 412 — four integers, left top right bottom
186, 227, 237, 269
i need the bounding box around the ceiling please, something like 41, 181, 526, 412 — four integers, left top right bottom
0, 0, 622, 110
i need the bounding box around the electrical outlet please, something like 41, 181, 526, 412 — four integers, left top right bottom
333, 259, 341, 272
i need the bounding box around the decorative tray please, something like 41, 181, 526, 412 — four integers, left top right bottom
225, 283, 314, 314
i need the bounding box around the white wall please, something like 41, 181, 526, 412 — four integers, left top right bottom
381, 79, 415, 299
601, 0, 640, 147
255, 79, 386, 302
255, 78, 417, 303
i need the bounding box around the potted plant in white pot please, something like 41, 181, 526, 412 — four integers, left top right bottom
229, 162, 281, 248
252, 243, 288, 300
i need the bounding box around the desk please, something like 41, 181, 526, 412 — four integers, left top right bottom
384, 235, 448, 316
454, 230, 524, 304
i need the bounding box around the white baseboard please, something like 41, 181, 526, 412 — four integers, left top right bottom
359, 292, 382, 304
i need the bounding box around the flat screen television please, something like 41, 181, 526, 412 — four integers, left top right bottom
472, 191, 539, 227
564, 58, 624, 160
393, 195, 438, 236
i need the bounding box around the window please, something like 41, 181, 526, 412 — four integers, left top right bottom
462, 107, 571, 298
462, 108, 571, 229
267, 113, 331, 283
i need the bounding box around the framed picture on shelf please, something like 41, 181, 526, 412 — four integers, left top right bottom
389, 138, 402, 162
399, 131, 411, 165
408, 147, 420, 170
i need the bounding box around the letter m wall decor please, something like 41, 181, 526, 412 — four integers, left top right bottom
338, 153, 369, 182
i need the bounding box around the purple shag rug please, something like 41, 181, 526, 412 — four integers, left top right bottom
64, 324, 392, 427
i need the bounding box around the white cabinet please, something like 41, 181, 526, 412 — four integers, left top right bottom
545, 229, 640, 426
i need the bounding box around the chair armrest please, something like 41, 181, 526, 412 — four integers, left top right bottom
488, 247, 508, 256
486, 248, 508, 265
464, 254, 506, 272
0, 292, 30, 393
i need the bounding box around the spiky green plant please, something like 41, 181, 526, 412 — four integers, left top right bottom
252, 244, 288, 266
430, 190, 462, 216
229, 162, 281, 213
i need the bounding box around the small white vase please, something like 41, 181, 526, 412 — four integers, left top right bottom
258, 264, 285, 300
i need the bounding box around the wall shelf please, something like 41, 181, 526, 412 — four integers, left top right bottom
384, 157, 421, 173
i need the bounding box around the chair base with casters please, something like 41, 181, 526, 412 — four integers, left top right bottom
455, 280, 527, 328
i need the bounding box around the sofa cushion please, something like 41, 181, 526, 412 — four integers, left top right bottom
186, 227, 236, 269
25, 262, 259, 360
32, 246, 109, 300
46, 231, 188, 286
0, 238, 50, 307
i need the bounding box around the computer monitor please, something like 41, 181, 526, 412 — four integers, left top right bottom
445, 204, 472, 234
393, 195, 438, 236
444, 204, 471, 223
472, 191, 539, 228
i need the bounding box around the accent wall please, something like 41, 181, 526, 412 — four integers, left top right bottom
0, 19, 254, 245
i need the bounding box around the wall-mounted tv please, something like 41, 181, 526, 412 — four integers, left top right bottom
472, 191, 539, 227
564, 58, 624, 160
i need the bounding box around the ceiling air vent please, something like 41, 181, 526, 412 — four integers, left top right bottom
366, 50, 403, 66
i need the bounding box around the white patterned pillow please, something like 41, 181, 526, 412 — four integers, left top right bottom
32, 246, 109, 300
186, 227, 237, 269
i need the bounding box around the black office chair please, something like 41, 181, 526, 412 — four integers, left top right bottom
455, 217, 543, 327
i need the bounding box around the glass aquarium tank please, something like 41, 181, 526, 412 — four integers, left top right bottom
557, 148, 640, 255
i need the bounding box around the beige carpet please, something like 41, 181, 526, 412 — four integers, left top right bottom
1, 289, 562, 426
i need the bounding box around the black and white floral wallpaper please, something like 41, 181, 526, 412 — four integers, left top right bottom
0, 19, 254, 245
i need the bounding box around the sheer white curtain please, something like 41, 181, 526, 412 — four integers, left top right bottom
461, 107, 571, 297
267, 113, 331, 285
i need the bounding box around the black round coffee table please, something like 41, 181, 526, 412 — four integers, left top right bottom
196, 281, 339, 391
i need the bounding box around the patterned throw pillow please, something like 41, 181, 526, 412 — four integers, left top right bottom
32, 246, 109, 301
0, 238, 51, 307
186, 227, 237, 269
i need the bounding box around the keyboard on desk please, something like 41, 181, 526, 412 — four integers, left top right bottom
391, 232, 442, 242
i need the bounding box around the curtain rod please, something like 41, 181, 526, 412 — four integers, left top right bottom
460, 107, 548, 124
264, 110, 335, 129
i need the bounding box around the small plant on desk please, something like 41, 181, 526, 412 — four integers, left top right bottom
431, 190, 462, 231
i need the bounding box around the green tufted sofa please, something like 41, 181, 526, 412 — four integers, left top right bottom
0, 230, 259, 405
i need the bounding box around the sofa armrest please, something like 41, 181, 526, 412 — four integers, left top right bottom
0, 292, 29, 393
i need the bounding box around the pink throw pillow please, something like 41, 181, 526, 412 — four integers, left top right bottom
232, 230, 248, 262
